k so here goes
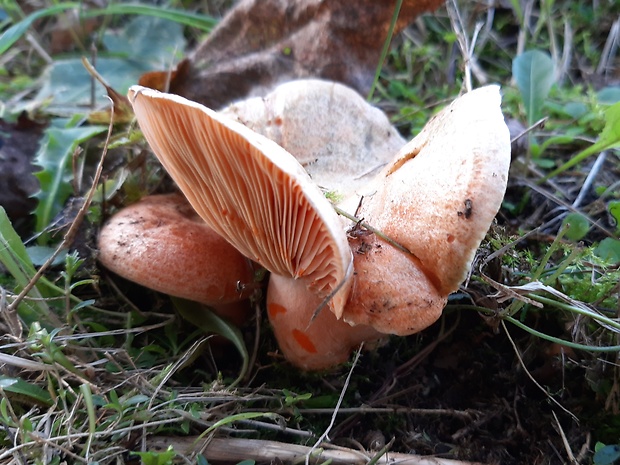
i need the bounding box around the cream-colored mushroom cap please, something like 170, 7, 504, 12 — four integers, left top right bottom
221, 79, 406, 197
340, 85, 511, 333
127, 85, 352, 315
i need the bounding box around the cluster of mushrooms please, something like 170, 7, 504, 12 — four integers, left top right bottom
98, 80, 511, 370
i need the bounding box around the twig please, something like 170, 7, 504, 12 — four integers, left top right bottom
305, 344, 363, 465
501, 321, 578, 422
552, 411, 578, 464
7, 99, 115, 314
148, 436, 489, 465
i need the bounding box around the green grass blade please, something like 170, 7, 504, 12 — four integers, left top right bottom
0, 3, 80, 55
85, 4, 218, 31
171, 297, 249, 387
0, 207, 49, 320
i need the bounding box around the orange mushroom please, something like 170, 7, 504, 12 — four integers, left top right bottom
120, 83, 510, 370
337, 85, 511, 334
127, 84, 354, 324
98, 193, 255, 324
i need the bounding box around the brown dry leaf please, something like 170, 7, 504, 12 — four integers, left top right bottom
81, 58, 134, 125
0, 114, 44, 222
138, 58, 191, 93
163, 0, 445, 108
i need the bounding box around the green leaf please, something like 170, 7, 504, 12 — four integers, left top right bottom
594, 238, 620, 265
132, 446, 176, 465
0, 3, 80, 55
0, 207, 49, 321
561, 213, 590, 241
609, 201, 620, 232
33, 124, 107, 242
597, 86, 620, 105
0, 376, 53, 406
34, 16, 186, 115
171, 298, 249, 387
593, 444, 620, 465
544, 100, 620, 180
101, 15, 186, 65
512, 50, 556, 125
0, 3, 215, 56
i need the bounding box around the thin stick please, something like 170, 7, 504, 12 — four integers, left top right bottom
501, 321, 578, 422
7, 100, 115, 314
334, 206, 413, 256
305, 344, 363, 465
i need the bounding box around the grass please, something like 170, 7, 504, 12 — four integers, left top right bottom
0, 0, 620, 464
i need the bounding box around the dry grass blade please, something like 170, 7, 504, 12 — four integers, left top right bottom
147, 436, 489, 465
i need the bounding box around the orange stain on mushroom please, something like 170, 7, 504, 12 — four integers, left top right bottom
292, 329, 318, 353
268, 302, 288, 318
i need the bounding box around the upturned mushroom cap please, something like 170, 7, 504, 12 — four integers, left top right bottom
98, 194, 255, 322
127, 85, 352, 316
339, 85, 511, 333
220, 79, 406, 197
266, 274, 383, 370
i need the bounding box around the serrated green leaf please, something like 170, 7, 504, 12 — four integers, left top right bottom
512, 50, 556, 125
33, 125, 107, 242
171, 297, 249, 387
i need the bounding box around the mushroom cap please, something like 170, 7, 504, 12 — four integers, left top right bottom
127, 86, 352, 315
266, 274, 383, 370
220, 79, 405, 197
339, 85, 511, 332
344, 232, 448, 336
98, 194, 255, 310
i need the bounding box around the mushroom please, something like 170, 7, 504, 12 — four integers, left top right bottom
220, 79, 406, 197
338, 85, 511, 334
98, 193, 255, 325
127, 85, 353, 321
121, 83, 510, 370
266, 274, 382, 370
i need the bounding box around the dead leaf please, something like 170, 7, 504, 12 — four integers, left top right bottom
0, 114, 43, 222
138, 58, 191, 93
163, 0, 445, 109
81, 57, 135, 124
